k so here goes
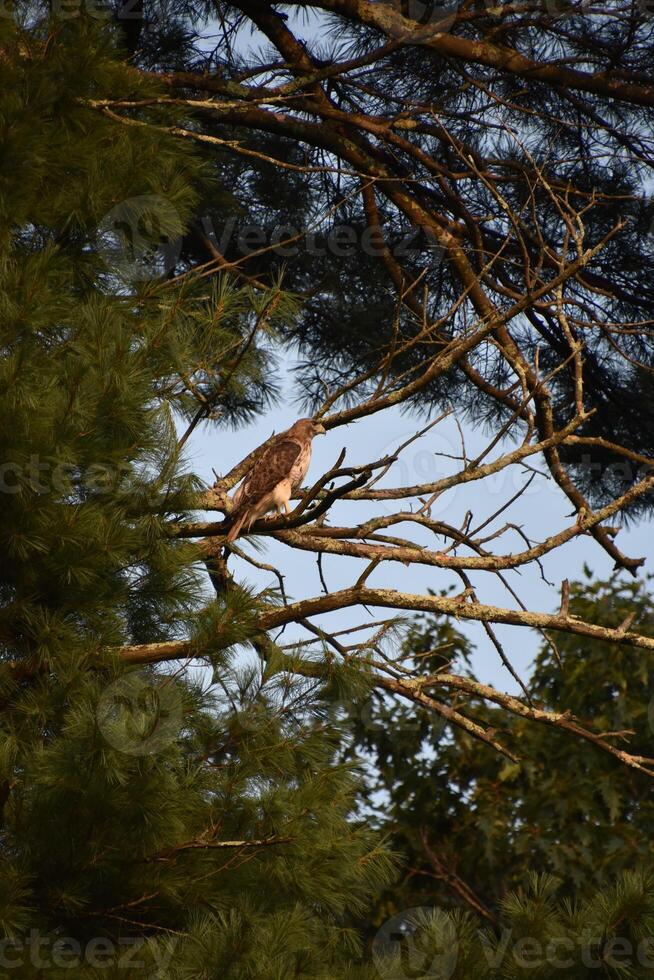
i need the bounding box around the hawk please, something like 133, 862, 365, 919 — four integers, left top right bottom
226, 418, 326, 542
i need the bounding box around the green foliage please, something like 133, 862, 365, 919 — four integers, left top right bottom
355, 575, 654, 932
373, 870, 654, 979
0, 20, 394, 978
92, 0, 654, 514
5, 12, 653, 977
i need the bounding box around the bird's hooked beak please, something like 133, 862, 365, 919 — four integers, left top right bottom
314, 422, 326, 435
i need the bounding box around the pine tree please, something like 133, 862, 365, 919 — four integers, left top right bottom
371, 871, 654, 979
73, 0, 654, 515
0, 17, 395, 977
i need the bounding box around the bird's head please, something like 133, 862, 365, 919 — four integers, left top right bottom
293, 418, 326, 438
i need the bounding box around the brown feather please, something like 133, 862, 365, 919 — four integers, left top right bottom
227, 420, 320, 542
236, 438, 302, 511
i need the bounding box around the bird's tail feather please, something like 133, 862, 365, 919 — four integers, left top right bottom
226, 511, 248, 543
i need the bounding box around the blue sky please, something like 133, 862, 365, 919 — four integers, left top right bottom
185, 358, 654, 695
186, 12, 654, 697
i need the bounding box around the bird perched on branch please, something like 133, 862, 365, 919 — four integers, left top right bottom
226, 418, 326, 542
